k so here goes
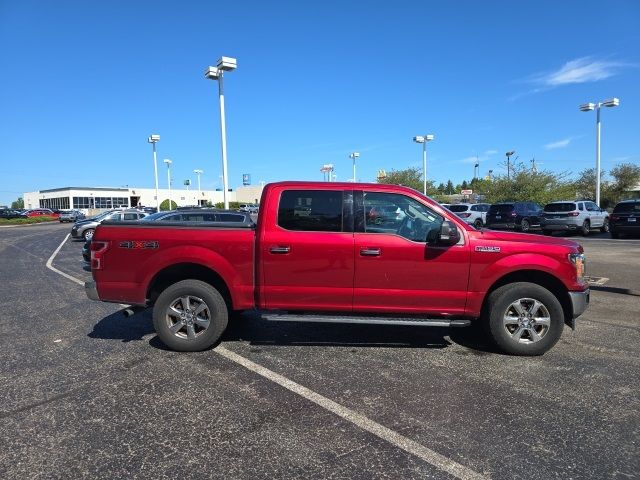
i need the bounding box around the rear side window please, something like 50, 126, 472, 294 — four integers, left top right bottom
613, 202, 640, 213
278, 190, 343, 232
217, 213, 246, 222
449, 205, 469, 213
489, 204, 514, 213
544, 203, 576, 212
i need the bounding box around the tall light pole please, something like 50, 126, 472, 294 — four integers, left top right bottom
205, 56, 237, 210
505, 150, 515, 180
164, 159, 173, 210
580, 97, 620, 206
413, 135, 434, 195
349, 152, 360, 182
147, 134, 161, 210
194, 169, 203, 206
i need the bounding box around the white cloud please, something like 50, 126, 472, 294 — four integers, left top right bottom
484, 149, 498, 156
545, 138, 572, 150
534, 56, 629, 86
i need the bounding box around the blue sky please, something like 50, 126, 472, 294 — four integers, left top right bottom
1, 0, 639, 205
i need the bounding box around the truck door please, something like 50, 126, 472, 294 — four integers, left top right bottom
353, 190, 470, 316
260, 188, 355, 311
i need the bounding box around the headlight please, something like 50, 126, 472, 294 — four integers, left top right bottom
568, 253, 586, 283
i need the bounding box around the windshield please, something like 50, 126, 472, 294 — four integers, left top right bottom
489, 204, 514, 213
613, 202, 640, 213
448, 205, 470, 213
544, 203, 576, 212
140, 212, 170, 221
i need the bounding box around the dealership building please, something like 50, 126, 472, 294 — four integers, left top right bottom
23, 185, 265, 212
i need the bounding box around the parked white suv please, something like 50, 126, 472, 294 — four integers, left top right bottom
448, 203, 490, 228
541, 200, 609, 236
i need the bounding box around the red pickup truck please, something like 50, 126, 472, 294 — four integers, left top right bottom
86, 181, 589, 356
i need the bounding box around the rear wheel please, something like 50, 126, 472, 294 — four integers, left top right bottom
600, 219, 610, 233
581, 220, 590, 236
520, 219, 530, 232
83, 228, 95, 241
484, 282, 564, 356
473, 218, 483, 229
153, 279, 229, 352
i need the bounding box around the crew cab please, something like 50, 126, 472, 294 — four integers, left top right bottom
86, 182, 589, 356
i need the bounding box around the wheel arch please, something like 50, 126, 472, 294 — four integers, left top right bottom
481, 269, 572, 327
146, 263, 233, 310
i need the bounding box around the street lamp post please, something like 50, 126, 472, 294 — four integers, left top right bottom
205, 56, 237, 210
194, 169, 203, 206
579, 98, 620, 207
164, 159, 173, 210
349, 152, 360, 182
147, 134, 161, 209
505, 151, 515, 180
413, 135, 434, 195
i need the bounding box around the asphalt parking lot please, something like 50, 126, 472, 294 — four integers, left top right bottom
1, 223, 638, 479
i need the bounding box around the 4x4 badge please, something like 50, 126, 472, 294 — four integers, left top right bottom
475, 246, 500, 253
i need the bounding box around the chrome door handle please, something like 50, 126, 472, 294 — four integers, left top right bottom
360, 248, 381, 257
270, 246, 291, 254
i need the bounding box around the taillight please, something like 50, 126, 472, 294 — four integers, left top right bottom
568, 211, 580, 217
459, 213, 471, 218
91, 241, 109, 270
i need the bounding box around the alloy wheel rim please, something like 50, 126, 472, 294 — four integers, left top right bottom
165, 295, 211, 340
503, 297, 551, 344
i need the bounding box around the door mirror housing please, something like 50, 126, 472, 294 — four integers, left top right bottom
434, 220, 460, 245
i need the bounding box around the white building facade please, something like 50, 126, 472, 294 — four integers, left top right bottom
23, 184, 266, 212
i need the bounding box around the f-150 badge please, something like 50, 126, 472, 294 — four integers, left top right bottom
475, 246, 500, 253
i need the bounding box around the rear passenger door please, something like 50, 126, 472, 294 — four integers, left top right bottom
260, 189, 355, 311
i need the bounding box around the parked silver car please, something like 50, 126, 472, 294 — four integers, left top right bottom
59, 210, 86, 223
71, 210, 147, 240
541, 200, 609, 236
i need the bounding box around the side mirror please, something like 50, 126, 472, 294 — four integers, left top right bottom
436, 220, 460, 245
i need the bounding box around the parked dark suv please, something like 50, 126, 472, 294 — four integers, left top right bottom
486, 201, 543, 232
609, 199, 640, 238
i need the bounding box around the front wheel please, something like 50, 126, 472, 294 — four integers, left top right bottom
600, 219, 609, 233
484, 282, 564, 356
83, 228, 95, 241
152, 279, 228, 352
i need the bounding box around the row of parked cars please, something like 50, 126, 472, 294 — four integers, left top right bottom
443, 199, 640, 238
0, 208, 88, 222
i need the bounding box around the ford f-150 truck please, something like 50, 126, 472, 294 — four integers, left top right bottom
86, 182, 589, 356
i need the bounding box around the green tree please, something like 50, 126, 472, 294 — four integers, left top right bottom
574, 168, 603, 201
483, 162, 576, 205
11, 197, 24, 209
461, 180, 469, 190
437, 182, 446, 194
377, 167, 437, 195
160, 199, 177, 211
445, 180, 454, 195
608, 163, 640, 202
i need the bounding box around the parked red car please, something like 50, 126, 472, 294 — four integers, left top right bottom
86, 182, 589, 356
24, 208, 60, 218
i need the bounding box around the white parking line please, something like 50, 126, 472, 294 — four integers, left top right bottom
216, 346, 488, 480
46, 233, 84, 286
46, 235, 488, 480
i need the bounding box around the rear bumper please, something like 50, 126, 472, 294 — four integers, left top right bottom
542, 221, 580, 231
85, 281, 100, 301
611, 224, 640, 233
569, 289, 589, 319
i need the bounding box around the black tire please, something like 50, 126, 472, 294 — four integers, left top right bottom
542, 229, 552, 236
600, 219, 609, 233
473, 218, 483, 229
520, 219, 530, 232
581, 220, 590, 236
484, 282, 564, 356
83, 228, 95, 241
152, 279, 229, 352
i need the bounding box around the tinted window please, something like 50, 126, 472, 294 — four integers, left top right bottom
544, 203, 576, 212
585, 202, 597, 211
578, 203, 584, 211
613, 202, 640, 213
363, 192, 443, 242
489, 204, 514, 213
449, 205, 470, 213
123, 213, 138, 221
217, 213, 246, 222
278, 190, 343, 232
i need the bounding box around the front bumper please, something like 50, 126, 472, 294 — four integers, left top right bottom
85, 281, 100, 301
569, 289, 589, 319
